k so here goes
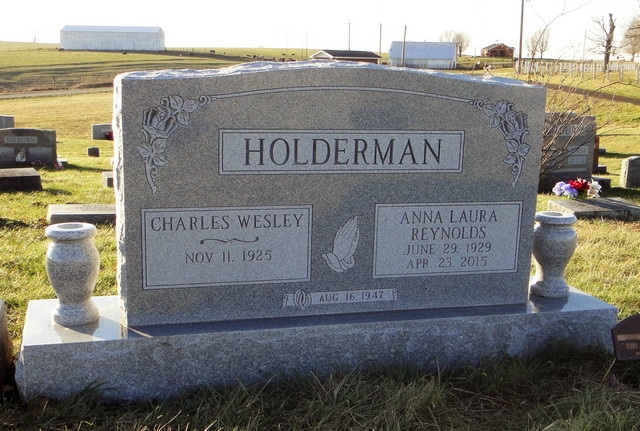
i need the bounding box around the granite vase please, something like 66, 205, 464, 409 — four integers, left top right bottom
529, 211, 577, 298
45, 222, 100, 326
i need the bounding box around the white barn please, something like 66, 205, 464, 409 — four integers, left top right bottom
60, 25, 165, 51
388, 41, 457, 70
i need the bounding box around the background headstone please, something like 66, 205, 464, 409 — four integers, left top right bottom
91, 123, 112, 140
0, 301, 13, 386
542, 113, 596, 189
0, 115, 15, 129
620, 156, 640, 188
87, 147, 100, 157
0, 128, 57, 167
102, 171, 113, 188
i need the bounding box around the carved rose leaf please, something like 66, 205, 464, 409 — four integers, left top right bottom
488, 115, 501, 129
152, 153, 168, 167
518, 143, 531, 157
168, 95, 185, 110
137, 143, 154, 158
152, 138, 168, 153
182, 99, 200, 113
506, 140, 519, 153
176, 111, 191, 126
504, 153, 517, 164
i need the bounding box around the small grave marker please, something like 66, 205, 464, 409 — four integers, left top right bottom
47, 204, 116, 224
0, 167, 42, 191
612, 315, 640, 361
102, 171, 113, 188
0, 115, 15, 129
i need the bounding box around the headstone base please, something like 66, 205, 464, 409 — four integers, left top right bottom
548, 197, 640, 220
0, 167, 42, 191
16, 290, 616, 402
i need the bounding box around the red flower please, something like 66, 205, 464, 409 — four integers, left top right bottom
568, 178, 590, 193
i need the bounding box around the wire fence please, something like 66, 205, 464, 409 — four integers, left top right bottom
521, 60, 640, 83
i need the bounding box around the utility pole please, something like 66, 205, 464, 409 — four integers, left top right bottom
517, 0, 525, 74
379, 23, 382, 57
401, 26, 407, 67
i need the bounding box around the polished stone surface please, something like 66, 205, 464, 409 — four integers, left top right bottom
114, 61, 547, 327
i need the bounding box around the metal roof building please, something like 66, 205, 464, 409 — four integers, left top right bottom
60, 25, 165, 51
310, 50, 381, 64
388, 41, 457, 70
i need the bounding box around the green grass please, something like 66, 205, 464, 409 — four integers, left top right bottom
0, 44, 640, 430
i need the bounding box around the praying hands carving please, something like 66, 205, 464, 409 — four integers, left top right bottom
323, 216, 360, 273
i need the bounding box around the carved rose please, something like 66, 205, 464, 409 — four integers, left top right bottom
142, 106, 179, 138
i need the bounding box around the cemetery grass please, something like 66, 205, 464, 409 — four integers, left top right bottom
0, 86, 639, 430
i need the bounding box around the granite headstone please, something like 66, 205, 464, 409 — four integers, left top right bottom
0, 115, 15, 129
0, 128, 57, 167
92, 123, 112, 140
542, 113, 596, 189
114, 62, 546, 326
621, 156, 640, 188
16, 62, 617, 402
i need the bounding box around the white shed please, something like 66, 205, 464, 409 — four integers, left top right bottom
60, 25, 165, 51
388, 41, 457, 70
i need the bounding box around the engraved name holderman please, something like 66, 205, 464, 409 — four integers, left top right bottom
220, 131, 464, 172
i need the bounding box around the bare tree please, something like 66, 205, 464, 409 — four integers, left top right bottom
621, 15, 640, 61
439, 31, 471, 56
588, 13, 616, 71
526, 28, 550, 59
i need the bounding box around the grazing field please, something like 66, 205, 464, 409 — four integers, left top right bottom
0, 41, 639, 430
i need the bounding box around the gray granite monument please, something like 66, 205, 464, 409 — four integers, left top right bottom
0, 128, 57, 167
91, 123, 112, 140
16, 62, 617, 401
621, 156, 640, 189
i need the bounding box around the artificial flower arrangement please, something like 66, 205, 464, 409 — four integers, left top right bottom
552, 178, 601, 198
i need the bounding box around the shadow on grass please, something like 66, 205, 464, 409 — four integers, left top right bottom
0, 218, 30, 228
599, 151, 638, 158
39, 164, 108, 173
607, 187, 640, 200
